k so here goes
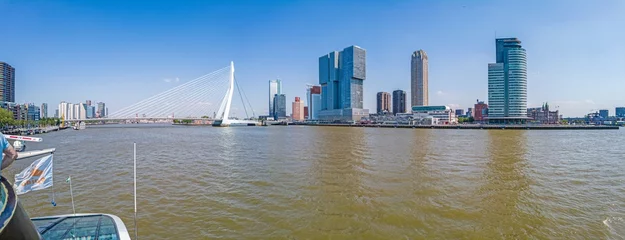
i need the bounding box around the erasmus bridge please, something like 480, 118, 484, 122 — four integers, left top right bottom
66, 62, 258, 126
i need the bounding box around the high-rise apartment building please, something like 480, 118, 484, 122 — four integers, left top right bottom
86, 100, 92, 106
292, 97, 305, 121
376, 92, 391, 114
306, 85, 321, 120
273, 94, 286, 119
488, 38, 528, 124
269, 79, 282, 116
318, 45, 369, 121
41, 103, 48, 118
392, 90, 406, 115
97, 102, 106, 118
0, 62, 15, 102
411, 50, 428, 107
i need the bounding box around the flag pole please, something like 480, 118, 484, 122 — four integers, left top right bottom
69, 175, 75, 216
134, 142, 138, 240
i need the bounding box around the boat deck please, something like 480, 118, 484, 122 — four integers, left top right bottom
31, 213, 131, 240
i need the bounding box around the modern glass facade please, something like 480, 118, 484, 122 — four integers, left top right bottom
488, 38, 528, 123
318, 46, 368, 121
411, 50, 428, 106
273, 94, 286, 119
306, 85, 321, 120
269, 79, 282, 116
97, 102, 106, 118
392, 90, 406, 115
412, 105, 449, 112
599, 109, 609, 118
616, 107, 625, 117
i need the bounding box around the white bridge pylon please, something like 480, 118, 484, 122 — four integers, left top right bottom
104, 61, 255, 125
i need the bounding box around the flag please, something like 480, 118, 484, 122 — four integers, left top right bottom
66, 176, 71, 183
14, 154, 54, 195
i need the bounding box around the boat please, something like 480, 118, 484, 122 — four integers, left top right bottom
0, 137, 132, 240
73, 121, 86, 130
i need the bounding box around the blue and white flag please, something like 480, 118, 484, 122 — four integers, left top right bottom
14, 154, 54, 195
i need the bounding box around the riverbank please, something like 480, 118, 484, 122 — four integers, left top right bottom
301, 123, 620, 130
1, 126, 66, 135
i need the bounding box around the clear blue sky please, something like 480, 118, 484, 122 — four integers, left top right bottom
1, 0, 623, 117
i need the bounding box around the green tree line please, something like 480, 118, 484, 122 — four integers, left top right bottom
0, 108, 61, 128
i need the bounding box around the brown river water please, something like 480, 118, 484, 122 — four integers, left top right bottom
7, 125, 625, 239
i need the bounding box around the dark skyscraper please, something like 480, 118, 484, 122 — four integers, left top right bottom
0, 62, 15, 102
392, 90, 406, 115
273, 94, 286, 119
376, 92, 391, 114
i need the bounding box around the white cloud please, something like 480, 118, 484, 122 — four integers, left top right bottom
163, 77, 179, 83
447, 103, 461, 109
584, 99, 595, 104
436, 90, 444, 96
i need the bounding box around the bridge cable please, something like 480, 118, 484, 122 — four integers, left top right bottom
234, 74, 256, 118
234, 74, 249, 119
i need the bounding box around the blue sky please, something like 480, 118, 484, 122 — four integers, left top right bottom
1, 0, 623, 117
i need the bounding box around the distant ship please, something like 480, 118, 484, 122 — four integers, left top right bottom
73, 121, 86, 130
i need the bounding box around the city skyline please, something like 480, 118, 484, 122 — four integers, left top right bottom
1, 1, 624, 117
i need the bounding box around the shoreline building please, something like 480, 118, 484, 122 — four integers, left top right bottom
474, 100, 488, 122
292, 97, 305, 121
376, 92, 391, 114
487, 38, 528, 124
411, 105, 457, 125
306, 85, 321, 120
411, 50, 428, 106
392, 90, 406, 115
527, 102, 559, 124
318, 45, 369, 121
269, 79, 282, 116
616, 107, 625, 117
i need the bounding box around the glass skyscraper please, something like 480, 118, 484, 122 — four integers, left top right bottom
318, 45, 369, 121
488, 38, 528, 124
273, 94, 286, 119
268, 79, 282, 116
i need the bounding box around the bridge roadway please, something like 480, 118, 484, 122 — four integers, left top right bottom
64, 117, 208, 122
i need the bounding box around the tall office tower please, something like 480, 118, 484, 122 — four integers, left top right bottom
318, 45, 369, 121
411, 50, 428, 106
488, 38, 527, 124
269, 79, 282, 116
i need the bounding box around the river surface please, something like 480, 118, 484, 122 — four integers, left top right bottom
8, 125, 625, 239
